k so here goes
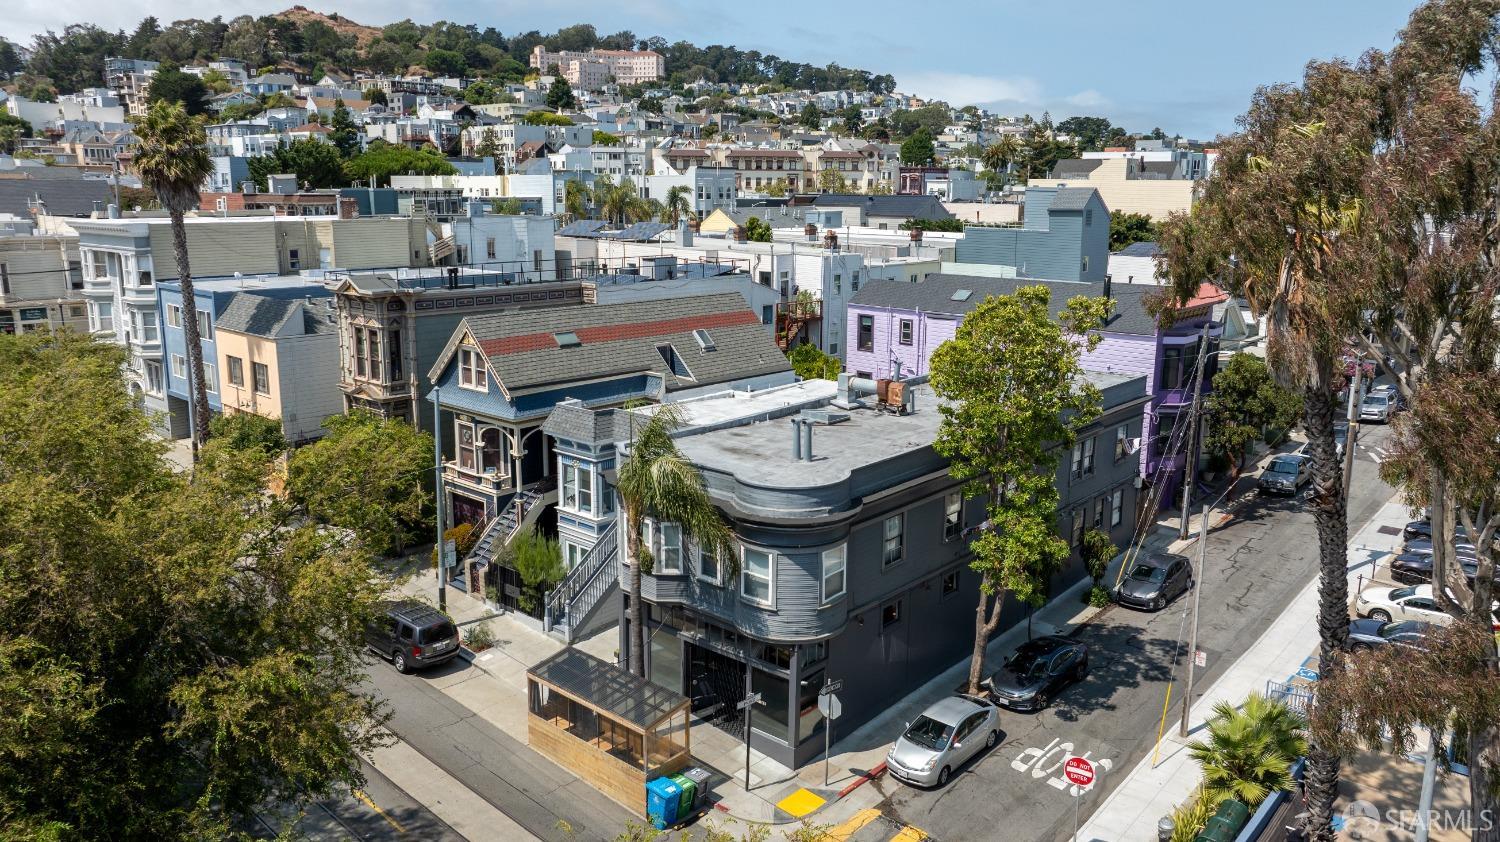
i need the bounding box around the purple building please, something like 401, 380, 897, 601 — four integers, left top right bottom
846, 274, 1225, 507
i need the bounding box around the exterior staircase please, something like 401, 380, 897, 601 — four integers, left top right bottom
776, 298, 822, 350
543, 521, 620, 643
463, 479, 558, 597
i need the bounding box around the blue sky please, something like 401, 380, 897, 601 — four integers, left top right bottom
14, 0, 1421, 138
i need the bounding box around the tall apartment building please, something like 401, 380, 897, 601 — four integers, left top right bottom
528, 46, 665, 88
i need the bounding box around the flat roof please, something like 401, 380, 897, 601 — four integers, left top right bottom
527, 648, 685, 729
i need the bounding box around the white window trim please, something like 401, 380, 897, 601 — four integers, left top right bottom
458, 346, 488, 391
696, 542, 723, 586
739, 544, 775, 607
821, 544, 846, 603
944, 492, 963, 542
657, 522, 683, 575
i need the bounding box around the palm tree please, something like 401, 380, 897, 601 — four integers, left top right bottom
130, 99, 213, 453
1188, 695, 1307, 807
660, 185, 692, 225
616, 404, 733, 677
563, 180, 589, 221
982, 135, 1020, 179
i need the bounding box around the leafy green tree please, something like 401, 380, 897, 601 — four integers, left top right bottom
901, 218, 965, 233
286, 411, 433, 556
463, 81, 496, 105
786, 341, 840, 380
501, 530, 565, 615
130, 99, 213, 451
817, 167, 846, 192
763, 180, 789, 198
1081, 528, 1117, 605
1108, 211, 1159, 251
798, 102, 822, 130
491, 198, 524, 215
0, 113, 31, 155
0, 330, 387, 839
1203, 354, 1301, 476
841, 104, 863, 134
218, 101, 265, 123
208, 412, 286, 457
616, 405, 734, 677
899, 128, 936, 165
145, 66, 211, 116
199, 68, 231, 94
424, 48, 466, 77
593, 130, 622, 145
344, 141, 457, 186
1188, 695, 1307, 807
1056, 115, 1126, 151
744, 216, 772, 242
546, 76, 578, 111
522, 110, 575, 126
563, 179, 590, 221
474, 127, 501, 159
929, 285, 1112, 694
249, 139, 349, 190
364, 87, 388, 106
0, 39, 23, 78
328, 98, 361, 158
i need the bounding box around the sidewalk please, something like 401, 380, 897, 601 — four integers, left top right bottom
1076, 494, 1410, 841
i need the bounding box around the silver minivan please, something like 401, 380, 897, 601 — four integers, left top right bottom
885, 695, 1000, 787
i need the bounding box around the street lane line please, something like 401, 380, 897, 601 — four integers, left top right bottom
824, 808, 882, 841
891, 824, 930, 841
353, 788, 406, 834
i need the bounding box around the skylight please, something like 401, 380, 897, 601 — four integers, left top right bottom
554, 331, 581, 348
951, 289, 973, 301
692, 328, 716, 351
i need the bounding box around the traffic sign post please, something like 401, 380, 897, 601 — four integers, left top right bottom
817, 679, 843, 786
741, 657, 762, 794
1064, 756, 1096, 842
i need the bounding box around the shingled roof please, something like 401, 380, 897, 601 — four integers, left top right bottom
431, 292, 790, 393
850, 274, 1163, 336
216, 293, 336, 338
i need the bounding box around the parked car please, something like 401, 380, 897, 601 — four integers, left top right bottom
1354, 584, 1451, 625
365, 600, 461, 673
1402, 536, 1478, 558
1390, 552, 1479, 587
885, 695, 1001, 787
1403, 519, 1433, 541
987, 636, 1089, 711
1258, 454, 1311, 495
1345, 618, 1434, 651
1359, 392, 1398, 423
1115, 553, 1194, 610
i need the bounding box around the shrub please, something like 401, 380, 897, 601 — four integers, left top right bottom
1168, 788, 1223, 842
465, 621, 495, 651
1087, 585, 1112, 607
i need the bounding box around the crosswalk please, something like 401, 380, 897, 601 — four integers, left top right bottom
824, 808, 933, 842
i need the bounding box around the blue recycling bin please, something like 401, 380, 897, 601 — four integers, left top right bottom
645, 777, 682, 830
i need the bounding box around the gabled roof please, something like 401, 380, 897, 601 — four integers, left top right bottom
850, 273, 1164, 336
0, 177, 113, 218
216, 293, 336, 338
1113, 241, 1160, 258
431, 293, 790, 393
1046, 187, 1102, 212
809, 193, 953, 220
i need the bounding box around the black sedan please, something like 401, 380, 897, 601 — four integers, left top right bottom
1346, 618, 1434, 652
1402, 537, 1477, 558
987, 636, 1089, 711
1403, 519, 1469, 543
1115, 553, 1193, 610
1390, 552, 1478, 586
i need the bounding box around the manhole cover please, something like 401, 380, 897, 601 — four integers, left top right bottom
1377, 525, 1402, 536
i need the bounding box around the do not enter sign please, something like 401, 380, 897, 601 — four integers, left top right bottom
1063, 756, 1095, 788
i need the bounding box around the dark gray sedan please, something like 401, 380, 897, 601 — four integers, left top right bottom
1258, 454, 1310, 495
1115, 553, 1193, 610
988, 635, 1089, 711
1346, 618, 1434, 652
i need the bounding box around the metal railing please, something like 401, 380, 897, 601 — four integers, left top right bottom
543, 520, 619, 636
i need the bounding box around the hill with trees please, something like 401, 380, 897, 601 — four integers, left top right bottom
6, 9, 895, 100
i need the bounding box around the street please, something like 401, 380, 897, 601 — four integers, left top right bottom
251, 760, 465, 841
869, 424, 1400, 842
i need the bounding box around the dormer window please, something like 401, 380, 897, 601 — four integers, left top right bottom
458, 347, 486, 390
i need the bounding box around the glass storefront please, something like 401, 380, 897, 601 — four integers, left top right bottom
649, 626, 683, 694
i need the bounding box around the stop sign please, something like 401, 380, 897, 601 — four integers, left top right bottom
1063, 756, 1095, 787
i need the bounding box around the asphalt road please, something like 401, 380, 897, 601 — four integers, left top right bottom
869, 424, 1399, 842
363, 656, 637, 842
251, 760, 465, 841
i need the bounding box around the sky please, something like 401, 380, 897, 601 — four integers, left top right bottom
10, 0, 1423, 139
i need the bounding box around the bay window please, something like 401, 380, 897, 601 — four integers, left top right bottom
821, 545, 846, 602
457, 421, 476, 471
741, 546, 773, 605
657, 523, 682, 574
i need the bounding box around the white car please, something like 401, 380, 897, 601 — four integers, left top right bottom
1354, 584, 1451, 625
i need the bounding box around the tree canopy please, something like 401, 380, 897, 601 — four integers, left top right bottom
145, 66, 211, 116
343, 141, 457, 186
0, 331, 388, 838
249, 138, 349, 190
899, 128, 936, 166
1108, 211, 1159, 251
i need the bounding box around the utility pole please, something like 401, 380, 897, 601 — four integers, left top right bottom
433, 388, 447, 613
1179, 324, 1211, 540
1342, 358, 1363, 498
1179, 502, 1209, 738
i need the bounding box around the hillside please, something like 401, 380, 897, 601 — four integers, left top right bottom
274, 6, 383, 48
12, 12, 897, 100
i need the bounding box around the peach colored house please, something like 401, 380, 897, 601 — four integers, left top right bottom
215, 293, 341, 443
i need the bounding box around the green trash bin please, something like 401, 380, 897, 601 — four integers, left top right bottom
1213, 799, 1251, 831
669, 773, 697, 815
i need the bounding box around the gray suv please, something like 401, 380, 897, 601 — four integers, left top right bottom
366, 600, 461, 673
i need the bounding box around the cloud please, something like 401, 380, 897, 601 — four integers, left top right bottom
1065, 89, 1110, 109
898, 71, 1043, 107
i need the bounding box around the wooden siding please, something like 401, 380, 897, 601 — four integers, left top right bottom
527, 713, 649, 817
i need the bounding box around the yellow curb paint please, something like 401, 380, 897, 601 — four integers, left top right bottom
776, 787, 826, 818
824, 808, 882, 841
892, 825, 929, 842
353, 789, 407, 834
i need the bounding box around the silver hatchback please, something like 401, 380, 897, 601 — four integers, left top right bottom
885, 695, 1000, 787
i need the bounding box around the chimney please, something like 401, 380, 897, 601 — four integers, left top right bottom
733, 225, 747, 243
823, 229, 839, 251
338, 197, 359, 219
909, 226, 923, 242
679, 218, 693, 247
802, 416, 814, 460
790, 418, 802, 460
1103, 273, 1113, 304
804, 222, 817, 241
